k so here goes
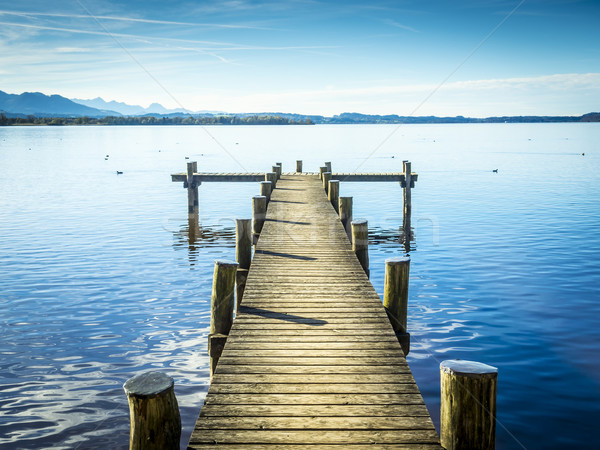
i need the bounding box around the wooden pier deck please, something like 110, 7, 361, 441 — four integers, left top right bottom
188, 174, 440, 448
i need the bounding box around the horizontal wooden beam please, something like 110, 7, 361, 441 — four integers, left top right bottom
171, 173, 266, 183
172, 172, 418, 183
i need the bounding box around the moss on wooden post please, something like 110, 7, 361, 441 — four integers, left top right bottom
209, 260, 238, 377
186, 161, 199, 217
351, 219, 369, 277
322, 172, 332, 194
123, 371, 181, 450
260, 180, 272, 204
296, 160, 303, 173
440, 360, 498, 450
339, 196, 353, 242
328, 180, 340, 214
383, 257, 411, 355
319, 166, 327, 180
265, 171, 277, 189
252, 195, 267, 244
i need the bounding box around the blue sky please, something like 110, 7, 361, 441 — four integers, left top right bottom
0, 0, 598, 116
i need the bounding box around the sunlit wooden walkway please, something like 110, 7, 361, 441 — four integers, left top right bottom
188, 174, 440, 448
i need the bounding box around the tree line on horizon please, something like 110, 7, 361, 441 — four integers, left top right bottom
1, 112, 598, 126
0, 114, 314, 126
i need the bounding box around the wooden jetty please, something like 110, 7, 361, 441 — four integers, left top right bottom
188, 173, 440, 448
122, 161, 499, 450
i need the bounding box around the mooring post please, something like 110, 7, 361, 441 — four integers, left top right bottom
323, 172, 332, 195
272, 165, 280, 181
402, 160, 413, 243
260, 180, 272, 204
328, 180, 340, 214
266, 171, 277, 189
383, 257, 411, 355
325, 161, 332, 173
339, 196, 353, 242
274, 163, 282, 180
235, 219, 252, 310
296, 160, 303, 173
351, 219, 369, 277
440, 360, 498, 450
252, 195, 267, 245
319, 166, 327, 180
186, 161, 199, 217
208, 260, 238, 379
123, 371, 181, 450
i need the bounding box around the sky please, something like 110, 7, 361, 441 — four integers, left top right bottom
0, 0, 598, 117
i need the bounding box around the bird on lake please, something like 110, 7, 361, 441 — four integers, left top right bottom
492, 169, 499, 173
116, 171, 123, 175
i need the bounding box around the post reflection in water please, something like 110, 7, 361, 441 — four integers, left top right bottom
171, 212, 236, 265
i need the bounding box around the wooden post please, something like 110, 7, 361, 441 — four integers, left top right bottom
252, 195, 267, 244
272, 165, 280, 180
322, 172, 332, 194
123, 371, 181, 450
235, 219, 251, 310
296, 160, 302, 173
402, 161, 412, 244
265, 171, 277, 189
236, 219, 252, 270
440, 360, 498, 450
351, 219, 369, 277
274, 163, 282, 180
209, 260, 238, 378
328, 180, 340, 214
325, 161, 332, 173
186, 161, 199, 217
319, 166, 327, 180
383, 257, 411, 355
339, 196, 353, 242
260, 180, 272, 203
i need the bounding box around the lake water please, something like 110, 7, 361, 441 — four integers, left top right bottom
1, 123, 599, 449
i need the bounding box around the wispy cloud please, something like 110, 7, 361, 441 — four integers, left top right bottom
55, 47, 90, 53
383, 19, 419, 33
0, 9, 273, 30
188, 73, 600, 116
0, 20, 337, 54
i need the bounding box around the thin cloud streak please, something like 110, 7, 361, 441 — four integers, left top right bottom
0, 10, 273, 30
0, 20, 338, 53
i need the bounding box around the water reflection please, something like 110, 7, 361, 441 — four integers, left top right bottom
368, 225, 416, 254
171, 215, 236, 265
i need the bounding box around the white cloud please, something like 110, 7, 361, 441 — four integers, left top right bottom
184, 73, 600, 116
55, 47, 90, 53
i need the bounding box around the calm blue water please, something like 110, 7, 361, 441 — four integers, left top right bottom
1, 124, 598, 449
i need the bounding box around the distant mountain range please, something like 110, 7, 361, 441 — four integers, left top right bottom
71, 97, 221, 116
1, 89, 598, 123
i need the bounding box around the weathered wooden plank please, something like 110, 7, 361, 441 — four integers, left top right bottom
193, 416, 434, 430
186, 445, 440, 450
198, 403, 432, 417
214, 365, 411, 375
209, 373, 419, 383
189, 429, 439, 445
216, 357, 407, 366
223, 342, 402, 350
220, 349, 404, 357
209, 383, 420, 395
